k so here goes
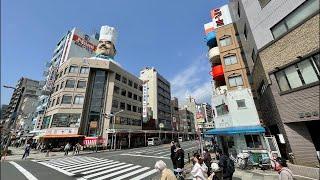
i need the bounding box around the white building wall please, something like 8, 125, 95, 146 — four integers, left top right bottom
241, 0, 305, 49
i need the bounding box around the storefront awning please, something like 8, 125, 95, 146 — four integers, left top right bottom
205, 125, 265, 135
41, 134, 85, 139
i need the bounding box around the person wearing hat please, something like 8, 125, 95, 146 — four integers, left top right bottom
92, 25, 117, 61
273, 157, 293, 180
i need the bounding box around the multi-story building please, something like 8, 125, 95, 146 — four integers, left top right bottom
170, 97, 181, 131
231, 0, 320, 166
34, 28, 99, 130
3, 78, 41, 133
1, 105, 9, 122
42, 25, 144, 147
179, 108, 195, 139
204, 4, 266, 156
200, 103, 214, 129
44, 57, 143, 140
139, 67, 172, 130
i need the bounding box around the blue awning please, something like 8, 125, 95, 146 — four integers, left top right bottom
205, 125, 265, 135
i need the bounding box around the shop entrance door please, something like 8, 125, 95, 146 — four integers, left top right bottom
264, 135, 281, 158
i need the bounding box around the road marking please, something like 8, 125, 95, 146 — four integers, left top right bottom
92, 165, 141, 180
81, 162, 126, 175
111, 167, 150, 180
9, 161, 38, 180
47, 157, 96, 167
81, 164, 133, 179
69, 161, 117, 173
64, 159, 113, 171
120, 153, 170, 159
130, 169, 158, 180
38, 161, 75, 176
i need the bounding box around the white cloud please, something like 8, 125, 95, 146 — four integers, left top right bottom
170, 53, 213, 105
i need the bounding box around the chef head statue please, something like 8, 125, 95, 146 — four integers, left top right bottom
95, 25, 117, 59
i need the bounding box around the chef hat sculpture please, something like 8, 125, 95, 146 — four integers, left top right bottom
99, 25, 117, 45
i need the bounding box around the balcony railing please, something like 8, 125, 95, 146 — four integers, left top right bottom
208, 47, 220, 64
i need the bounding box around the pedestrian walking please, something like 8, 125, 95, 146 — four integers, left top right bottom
203, 149, 212, 177
191, 153, 208, 180
75, 143, 80, 154
64, 142, 71, 156
174, 143, 184, 177
273, 157, 294, 180
155, 160, 177, 180
22, 143, 31, 160
216, 149, 234, 180
170, 141, 177, 170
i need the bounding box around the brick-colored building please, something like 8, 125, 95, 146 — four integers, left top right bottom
232, 0, 319, 166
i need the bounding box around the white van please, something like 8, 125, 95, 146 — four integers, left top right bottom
147, 137, 161, 146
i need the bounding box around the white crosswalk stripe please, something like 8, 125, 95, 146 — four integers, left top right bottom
35, 156, 158, 180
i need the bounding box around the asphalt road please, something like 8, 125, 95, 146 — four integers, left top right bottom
1, 140, 199, 180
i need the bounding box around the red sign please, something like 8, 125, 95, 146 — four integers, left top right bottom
211, 8, 224, 27
72, 34, 97, 52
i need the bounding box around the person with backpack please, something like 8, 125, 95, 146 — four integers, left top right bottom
216, 149, 234, 180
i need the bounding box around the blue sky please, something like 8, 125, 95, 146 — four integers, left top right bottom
1, 0, 227, 106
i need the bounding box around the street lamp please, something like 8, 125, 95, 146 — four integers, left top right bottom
104, 109, 123, 150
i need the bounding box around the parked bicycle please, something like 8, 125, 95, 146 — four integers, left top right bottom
231, 151, 271, 170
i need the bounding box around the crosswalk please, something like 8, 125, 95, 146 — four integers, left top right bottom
121, 141, 199, 163
32, 156, 159, 180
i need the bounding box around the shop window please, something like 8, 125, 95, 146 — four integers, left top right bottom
77, 80, 87, 88
224, 55, 238, 65
74, 95, 84, 104
245, 135, 262, 149
61, 95, 72, 104
65, 79, 75, 88
219, 36, 232, 47
271, 0, 319, 39
69, 65, 79, 73
80, 67, 89, 74
228, 75, 243, 87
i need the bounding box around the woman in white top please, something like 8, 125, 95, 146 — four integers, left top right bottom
191, 153, 208, 180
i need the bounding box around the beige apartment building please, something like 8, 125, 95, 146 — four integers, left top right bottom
139, 67, 172, 130
43, 57, 143, 146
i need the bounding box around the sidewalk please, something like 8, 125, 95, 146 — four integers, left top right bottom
1, 147, 109, 161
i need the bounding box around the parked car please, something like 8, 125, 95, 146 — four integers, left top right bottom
147, 137, 161, 146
